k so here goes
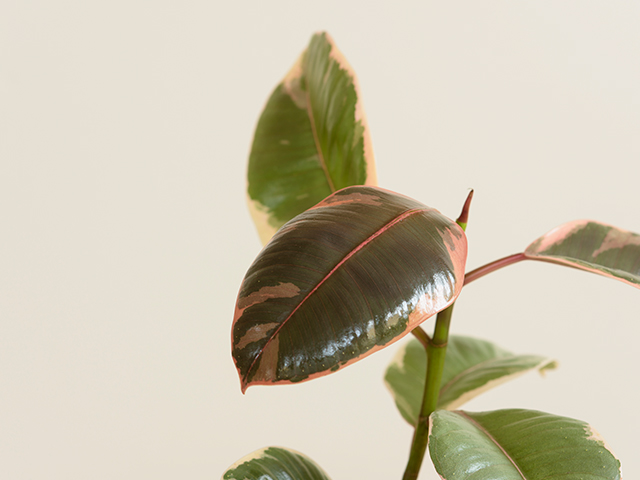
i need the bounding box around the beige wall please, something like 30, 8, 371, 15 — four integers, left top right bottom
1, 1, 638, 479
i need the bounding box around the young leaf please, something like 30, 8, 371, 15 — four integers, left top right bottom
525, 220, 640, 288
385, 336, 556, 425
233, 186, 467, 392
429, 409, 621, 480
222, 446, 332, 480
248, 32, 377, 244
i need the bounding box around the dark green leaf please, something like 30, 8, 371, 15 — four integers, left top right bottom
222, 446, 332, 480
525, 220, 640, 288
385, 336, 556, 425
233, 186, 467, 392
248, 32, 377, 244
429, 409, 621, 480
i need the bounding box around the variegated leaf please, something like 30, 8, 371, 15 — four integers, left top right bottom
233, 186, 467, 392
525, 220, 640, 288
429, 409, 621, 480
385, 336, 556, 425
248, 32, 377, 245
222, 446, 332, 480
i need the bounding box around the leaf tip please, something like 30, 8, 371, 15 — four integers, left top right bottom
538, 359, 559, 376
236, 364, 250, 394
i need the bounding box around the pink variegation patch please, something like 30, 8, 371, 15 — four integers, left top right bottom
236, 322, 280, 350
523, 219, 640, 289
526, 219, 590, 254
234, 283, 301, 320
592, 227, 640, 258
309, 191, 383, 209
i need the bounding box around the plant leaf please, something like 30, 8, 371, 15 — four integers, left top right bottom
247, 31, 377, 245
222, 446, 332, 480
233, 186, 467, 392
525, 220, 640, 288
429, 409, 621, 480
385, 336, 556, 425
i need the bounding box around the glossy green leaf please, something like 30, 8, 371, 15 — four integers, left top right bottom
233, 186, 467, 392
429, 409, 621, 480
385, 336, 556, 425
247, 32, 377, 244
222, 446, 332, 480
525, 220, 640, 288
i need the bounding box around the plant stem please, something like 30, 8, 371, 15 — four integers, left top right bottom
402, 190, 473, 480
411, 326, 431, 349
464, 252, 527, 285
402, 304, 454, 480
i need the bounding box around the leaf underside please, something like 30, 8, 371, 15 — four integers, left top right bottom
222, 446, 332, 480
526, 220, 640, 288
385, 335, 556, 425
248, 31, 377, 244
429, 409, 621, 480
233, 186, 467, 392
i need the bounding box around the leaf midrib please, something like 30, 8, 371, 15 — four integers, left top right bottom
244, 207, 429, 383
457, 411, 527, 480
306, 87, 335, 192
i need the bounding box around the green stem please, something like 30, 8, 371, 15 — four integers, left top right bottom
411, 326, 431, 349
402, 304, 454, 480
401, 190, 472, 480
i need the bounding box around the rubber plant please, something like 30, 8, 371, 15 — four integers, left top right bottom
223, 32, 636, 480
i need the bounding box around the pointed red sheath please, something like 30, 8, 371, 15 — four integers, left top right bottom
525, 220, 640, 288
232, 186, 467, 392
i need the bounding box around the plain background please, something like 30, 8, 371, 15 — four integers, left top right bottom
1, 1, 639, 479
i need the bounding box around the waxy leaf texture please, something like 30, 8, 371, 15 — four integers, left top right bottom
233, 186, 467, 392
